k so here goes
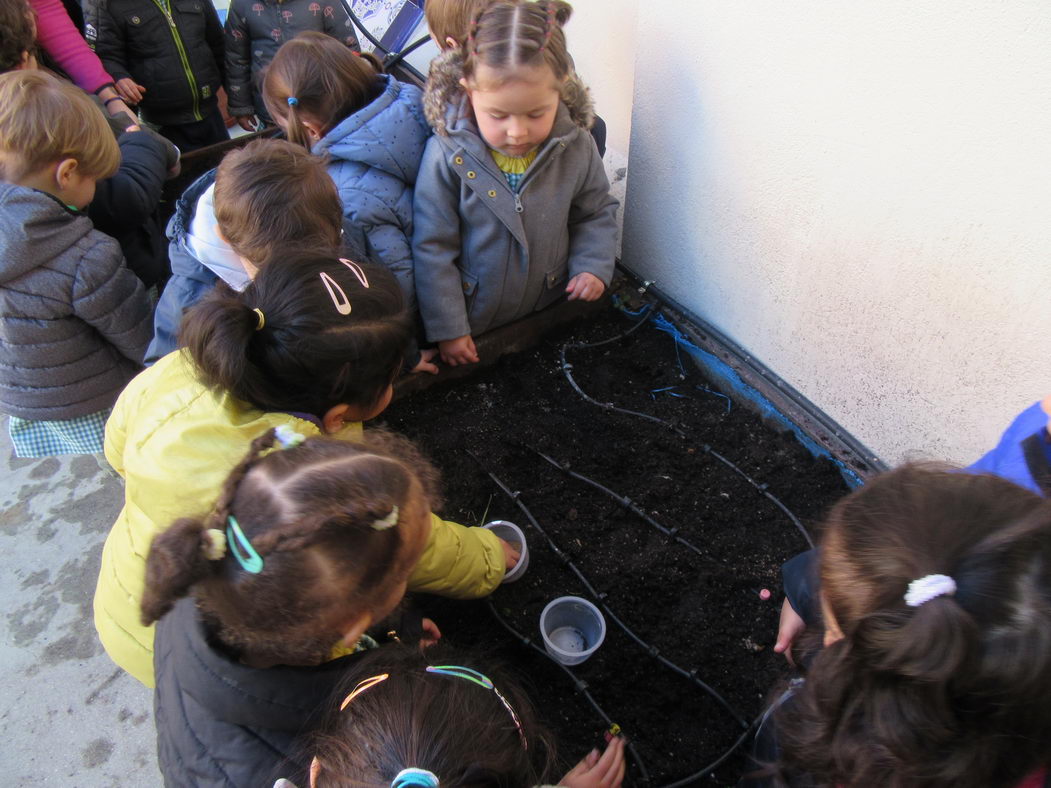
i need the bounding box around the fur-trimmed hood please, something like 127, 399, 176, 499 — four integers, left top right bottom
422, 48, 595, 135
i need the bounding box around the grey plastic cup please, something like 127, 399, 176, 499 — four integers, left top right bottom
483, 520, 529, 583
539, 596, 606, 665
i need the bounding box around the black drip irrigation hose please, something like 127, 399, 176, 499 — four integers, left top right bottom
383, 33, 430, 73
524, 445, 725, 568
485, 600, 653, 786
559, 311, 815, 550
337, 0, 427, 82
467, 451, 749, 729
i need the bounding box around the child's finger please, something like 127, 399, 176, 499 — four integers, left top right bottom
592, 737, 623, 780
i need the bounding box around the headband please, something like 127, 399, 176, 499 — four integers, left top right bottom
904, 574, 956, 607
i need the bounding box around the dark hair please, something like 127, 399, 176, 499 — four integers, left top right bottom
263, 31, 381, 149
423, 0, 493, 48
214, 138, 344, 264
311, 643, 558, 787
0, 0, 35, 73
141, 428, 441, 665
179, 252, 410, 418
776, 465, 1051, 788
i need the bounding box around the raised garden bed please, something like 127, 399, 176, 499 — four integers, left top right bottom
382, 299, 848, 785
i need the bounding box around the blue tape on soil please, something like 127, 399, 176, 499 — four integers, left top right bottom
637, 310, 864, 489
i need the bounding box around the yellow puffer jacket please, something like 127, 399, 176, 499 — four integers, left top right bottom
94, 351, 504, 687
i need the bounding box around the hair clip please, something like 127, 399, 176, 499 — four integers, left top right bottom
425, 665, 527, 749
273, 425, 305, 449
392, 768, 439, 788
252, 307, 266, 331
339, 673, 390, 710
904, 574, 956, 607
372, 505, 399, 531
201, 528, 227, 561
320, 271, 352, 315
339, 258, 370, 288
226, 515, 264, 574
287, 96, 299, 107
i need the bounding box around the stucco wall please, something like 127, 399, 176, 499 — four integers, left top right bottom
610, 1, 1051, 466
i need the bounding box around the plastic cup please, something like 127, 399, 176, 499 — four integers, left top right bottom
539, 596, 606, 665
483, 520, 529, 583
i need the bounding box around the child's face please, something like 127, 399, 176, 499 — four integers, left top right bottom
464, 64, 561, 157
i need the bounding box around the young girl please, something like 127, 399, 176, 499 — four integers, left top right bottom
95, 253, 515, 687
299, 644, 626, 788
144, 428, 441, 788
413, 0, 617, 367
263, 32, 431, 317
766, 465, 1051, 788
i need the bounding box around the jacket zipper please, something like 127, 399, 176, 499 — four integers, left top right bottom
510, 140, 565, 214
151, 0, 202, 121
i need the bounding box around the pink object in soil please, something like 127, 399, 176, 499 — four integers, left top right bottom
759, 589, 772, 601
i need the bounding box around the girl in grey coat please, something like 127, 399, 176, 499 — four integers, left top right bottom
412, 0, 618, 367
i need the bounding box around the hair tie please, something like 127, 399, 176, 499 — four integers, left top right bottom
539, 3, 557, 51
372, 505, 399, 531
287, 96, 299, 107
252, 307, 265, 331
273, 425, 305, 449
904, 574, 956, 607
391, 768, 439, 788
201, 528, 227, 561
226, 515, 264, 574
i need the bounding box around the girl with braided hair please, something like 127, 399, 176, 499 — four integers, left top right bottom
413, 0, 617, 367
142, 427, 442, 788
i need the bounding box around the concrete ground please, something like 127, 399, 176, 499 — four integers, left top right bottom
0, 422, 159, 785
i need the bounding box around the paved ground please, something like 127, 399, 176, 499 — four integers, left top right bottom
0, 423, 160, 785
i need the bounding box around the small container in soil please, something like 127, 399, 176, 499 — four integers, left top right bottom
483, 520, 529, 583
540, 596, 606, 665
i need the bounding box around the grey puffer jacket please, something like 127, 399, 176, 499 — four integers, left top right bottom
412, 88, 618, 343
0, 184, 152, 420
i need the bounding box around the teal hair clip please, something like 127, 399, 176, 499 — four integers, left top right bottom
226, 515, 264, 574
425, 665, 526, 748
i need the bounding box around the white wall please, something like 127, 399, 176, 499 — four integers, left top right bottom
606, 1, 1051, 466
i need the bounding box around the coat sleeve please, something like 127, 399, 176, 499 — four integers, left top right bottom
103, 373, 133, 478
342, 185, 415, 310
31, 0, 114, 93
407, 513, 506, 598
782, 549, 821, 626
223, 2, 254, 115
93, 0, 132, 83
412, 142, 471, 342
89, 131, 167, 237
322, 0, 358, 48
566, 139, 619, 285
72, 237, 153, 365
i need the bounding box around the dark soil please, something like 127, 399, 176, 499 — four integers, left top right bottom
381, 303, 848, 786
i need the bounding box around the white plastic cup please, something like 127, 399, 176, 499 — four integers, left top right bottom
483, 520, 529, 583
539, 596, 606, 665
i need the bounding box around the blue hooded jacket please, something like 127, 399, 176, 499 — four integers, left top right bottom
312, 75, 430, 309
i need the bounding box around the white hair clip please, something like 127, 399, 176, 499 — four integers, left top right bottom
904, 574, 957, 607
274, 425, 305, 449
372, 505, 399, 531
339, 258, 370, 288
320, 272, 352, 315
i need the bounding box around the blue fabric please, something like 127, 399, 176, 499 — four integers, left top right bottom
8, 408, 111, 457
312, 75, 431, 310
967, 401, 1047, 495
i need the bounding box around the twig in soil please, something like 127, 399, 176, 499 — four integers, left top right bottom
486, 600, 653, 786
521, 445, 726, 568
467, 452, 749, 729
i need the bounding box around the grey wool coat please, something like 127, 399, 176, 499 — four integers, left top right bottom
412, 94, 618, 343
0, 184, 153, 420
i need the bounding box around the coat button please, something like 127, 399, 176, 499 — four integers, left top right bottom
487, 189, 496, 198
462, 281, 471, 293
466, 170, 476, 179
454, 156, 463, 165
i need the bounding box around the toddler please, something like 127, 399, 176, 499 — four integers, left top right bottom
147, 137, 344, 362
413, 0, 618, 367
96, 253, 516, 686
144, 427, 443, 787
0, 70, 152, 457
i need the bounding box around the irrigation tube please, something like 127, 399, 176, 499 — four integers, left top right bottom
337, 0, 428, 82
467, 451, 749, 729
559, 315, 814, 550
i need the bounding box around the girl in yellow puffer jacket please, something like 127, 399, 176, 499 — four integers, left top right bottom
94, 253, 518, 687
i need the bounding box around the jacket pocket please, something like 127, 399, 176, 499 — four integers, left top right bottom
536, 264, 568, 311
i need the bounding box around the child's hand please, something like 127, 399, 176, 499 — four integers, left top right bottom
421, 617, 442, 647
236, 114, 260, 132
773, 598, 806, 667
115, 77, 146, 105
560, 737, 626, 788
439, 335, 479, 366
410, 348, 440, 375
566, 272, 605, 302
499, 538, 521, 570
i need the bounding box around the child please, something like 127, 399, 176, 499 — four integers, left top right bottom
223, 0, 358, 129
144, 428, 443, 787
147, 137, 345, 362
763, 466, 1051, 787
95, 253, 516, 686
91, 0, 229, 151
413, 0, 618, 367
303, 644, 627, 788
262, 32, 431, 314
0, 70, 152, 457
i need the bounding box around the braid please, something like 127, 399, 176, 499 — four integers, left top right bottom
211, 429, 280, 525
539, 1, 557, 52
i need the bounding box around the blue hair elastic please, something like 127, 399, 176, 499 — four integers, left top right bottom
226, 515, 264, 574
287, 96, 299, 107
391, 768, 439, 788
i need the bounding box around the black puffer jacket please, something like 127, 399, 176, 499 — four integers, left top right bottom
88, 0, 224, 126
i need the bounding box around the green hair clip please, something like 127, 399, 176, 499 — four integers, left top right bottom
226, 515, 264, 574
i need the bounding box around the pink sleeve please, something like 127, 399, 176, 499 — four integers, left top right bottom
31, 0, 113, 94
